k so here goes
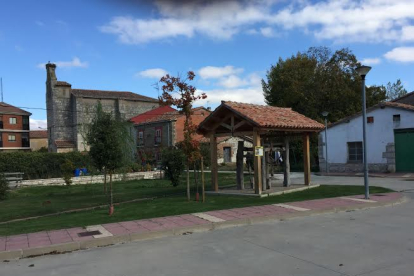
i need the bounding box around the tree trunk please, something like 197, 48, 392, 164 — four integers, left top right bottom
201, 157, 205, 203
187, 162, 190, 201
103, 169, 107, 194
110, 172, 113, 206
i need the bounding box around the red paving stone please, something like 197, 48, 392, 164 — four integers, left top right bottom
1, 193, 401, 253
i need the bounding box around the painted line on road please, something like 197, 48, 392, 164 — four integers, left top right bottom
86, 225, 113, 238
192, 213, 225, 223
273, 204, 310, 212
340, 197, 377, 203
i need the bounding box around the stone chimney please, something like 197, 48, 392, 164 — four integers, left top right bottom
46, 62, 57, 82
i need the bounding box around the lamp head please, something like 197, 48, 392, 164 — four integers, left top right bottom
321, 111, 329, 117
355, 65, 371, 78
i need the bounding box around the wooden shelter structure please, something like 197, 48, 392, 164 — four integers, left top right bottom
198, 101, 325, 195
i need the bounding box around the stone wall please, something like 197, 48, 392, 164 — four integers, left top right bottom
326, 163, 388, 173
18, 171, 164, 187
382, 143, 396, 173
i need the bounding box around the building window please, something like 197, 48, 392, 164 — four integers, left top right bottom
138, 130, 144, 146
393, 114, 401, 122
9, 117, 17, 125
0, 115, 3, 129
8, 134, 16, 142
348, 142, 363, 163
22, 133, 29, 147
155, 127, 162, 145
367, 116, 374, 124
22, 116, 29, 130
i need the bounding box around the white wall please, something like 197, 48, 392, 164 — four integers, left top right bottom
320, 106, 414, 164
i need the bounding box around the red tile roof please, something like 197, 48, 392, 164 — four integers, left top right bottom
55, 140, 75, 148
30, 130, 48, 139
222, 101, 324, 130
129, 106, 176, 124
0, 102, 31, 116
391, 91, 414, 105
71, 89, 158, 102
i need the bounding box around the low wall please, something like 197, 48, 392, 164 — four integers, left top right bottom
18, 171, 164, 187
321, 163, 388, 173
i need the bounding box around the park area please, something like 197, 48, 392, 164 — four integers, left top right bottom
0, 172, 392, 236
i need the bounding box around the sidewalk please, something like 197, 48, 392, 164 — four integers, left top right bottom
0, 192, 405, 261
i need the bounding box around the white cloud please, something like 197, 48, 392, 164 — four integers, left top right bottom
136, 68, 168, 79
197, 86, 265, 107
360, 58, 381, 65
100, 0, 414, 44
198, 65, 244, 79
37, 57, 88, 69
384, 47, 414, 63
30, 119, 47, 130
402, 26, 414, 41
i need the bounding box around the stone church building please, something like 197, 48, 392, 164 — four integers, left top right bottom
45, 63, 159, 152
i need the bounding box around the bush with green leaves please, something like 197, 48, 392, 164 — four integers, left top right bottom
161, 147, 185, 187
0, 174, 9, 200
60, 159, 75, 186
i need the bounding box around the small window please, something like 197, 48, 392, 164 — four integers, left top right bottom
155, 127, 162, 145
138, 130, 144, 146
348, 142, 363, 163
8, 134, 16, 142
367, 116, 374, 124
9, 117, 17, 124
393, 114, 401, 122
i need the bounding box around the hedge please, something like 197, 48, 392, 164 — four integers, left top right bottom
0, 151, 96, 180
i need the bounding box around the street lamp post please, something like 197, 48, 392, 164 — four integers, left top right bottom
356, 65, 372, 199
321, 111, 329, 174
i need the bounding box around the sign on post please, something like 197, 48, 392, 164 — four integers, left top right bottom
255, 146, 264, 157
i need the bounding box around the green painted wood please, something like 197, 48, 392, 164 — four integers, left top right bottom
395, 129, 414, 172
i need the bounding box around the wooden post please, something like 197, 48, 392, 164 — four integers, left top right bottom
303, 133, 311, 186
253, 129, 262, 194
210, 132, 218, 191
236, 140, 244, 190
283, 137, 291, 187
266, 151, 271, 189
201, 157, 205, 203
261, 139, 266, 191
270, 142, 274, 177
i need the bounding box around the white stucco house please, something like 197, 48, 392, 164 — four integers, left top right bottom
319, 101, 414, 173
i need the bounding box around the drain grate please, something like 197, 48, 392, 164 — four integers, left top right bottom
78, 230, 101, 237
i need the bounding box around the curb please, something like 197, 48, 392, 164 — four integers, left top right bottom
1, 194, 407, 261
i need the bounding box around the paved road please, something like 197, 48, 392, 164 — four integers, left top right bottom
2, 186, 413, 275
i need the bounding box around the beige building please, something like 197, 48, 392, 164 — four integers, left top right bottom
30, 130, 48, 151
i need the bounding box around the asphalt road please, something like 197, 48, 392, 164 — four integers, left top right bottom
2, 177, 414, 276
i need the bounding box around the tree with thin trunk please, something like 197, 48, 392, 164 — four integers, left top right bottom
158, 71, 207, 201
86, 102, 132, 214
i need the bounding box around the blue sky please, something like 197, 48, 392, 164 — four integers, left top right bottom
1, 0, 414, 129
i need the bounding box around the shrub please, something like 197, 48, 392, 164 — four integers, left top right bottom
60, 159, 75, 186
0, 174, 9, 200
0, 151, 94, 180
161, 147, 185, 187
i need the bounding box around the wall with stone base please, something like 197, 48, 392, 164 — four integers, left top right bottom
18, 171, 164, 187
325, 163, 388, 173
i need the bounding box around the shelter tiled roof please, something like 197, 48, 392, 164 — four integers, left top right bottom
129, 106, 176, 124
30, 130, 48, 139
0, 102, 31, 116
71, 89, 158, 102
55, 140, 76, 148
223, 101, 324, 130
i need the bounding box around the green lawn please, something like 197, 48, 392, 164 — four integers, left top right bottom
0, 173, 392, 236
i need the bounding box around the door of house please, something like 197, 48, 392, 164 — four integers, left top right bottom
223, 147, 231, 163
395, 129, 414, 172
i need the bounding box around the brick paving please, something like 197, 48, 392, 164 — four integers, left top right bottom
0, 192, 401, 253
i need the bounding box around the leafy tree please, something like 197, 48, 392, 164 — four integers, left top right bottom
262, 47, 386, 123
86, 102, 133, 214
158, 71, 207, 201
60, 159, 75, 186
385, 79, 407, 100
0, 174, 9, 200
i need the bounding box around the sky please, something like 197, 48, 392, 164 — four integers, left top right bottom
1, 0, 414, 129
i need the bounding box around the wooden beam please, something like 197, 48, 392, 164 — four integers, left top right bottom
214, 131, 253, 137
233, 120, 246, 130
303, 133, 311, 186
210, 132, 219, 191
236, 141, 244, 190
283, 137, 291, 187
220, 122, 232, 130
253, 129, 262, 194
261, 139, 266, 192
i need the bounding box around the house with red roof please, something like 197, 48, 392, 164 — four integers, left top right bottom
30, 130, 48, 151
0, 102, 31, 151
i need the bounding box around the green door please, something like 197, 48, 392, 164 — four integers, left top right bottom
395, 129, 414, 172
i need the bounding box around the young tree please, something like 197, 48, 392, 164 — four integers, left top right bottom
159, 71, 207, 201
386, 79, 407, 100
86, 102, 133, 214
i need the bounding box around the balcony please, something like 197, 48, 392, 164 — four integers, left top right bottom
0, 121, 3, 129
22, 140, 30, 148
